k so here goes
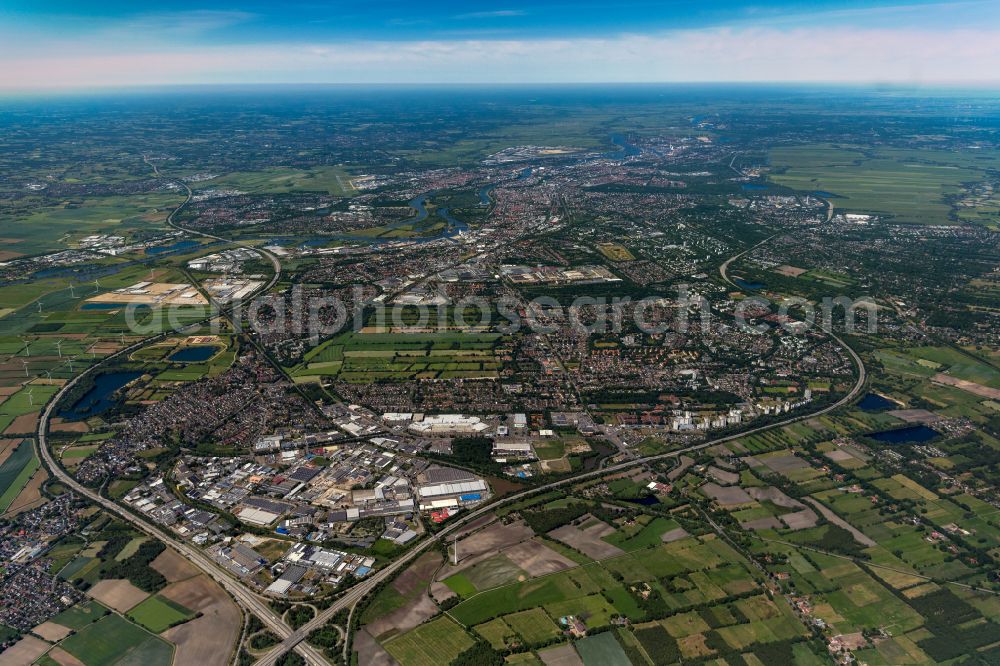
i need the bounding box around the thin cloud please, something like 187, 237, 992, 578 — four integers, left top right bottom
454, 10, 527, 19
2, 27, 999, 89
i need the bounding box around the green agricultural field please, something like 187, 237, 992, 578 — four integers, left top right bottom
46, 540, 86, 574
604, 517, 681, 551
456, 553, 527, 592
574, 632, 631, 666
450, 567, 600, 626
473, 617, 513, 649
127, 594, 196, 633
0, 439, 39, 512
59, 613, 174, 666
50, 600, 111, 630
198, 166, 356, 196
544, 594, 618, 628
768, 144, 994, 225
4, 193, 183, 255
443, 573, 477, 598
382, 616, 474, 666
503, 608, 562, 644
361, 551, 442, 625
292, 330, 504, 382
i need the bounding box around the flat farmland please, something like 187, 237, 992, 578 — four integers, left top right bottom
293, 330, 503, 381
4, 193, 182, 255
197, 166, 356, 196
503, 607, 562, 644
449, 567, 600, 626
58, 613, 173, 666
127, 594, 196, 633
381, 616, 474, 666
768, 144, 990, 225
0, 439, 39, 512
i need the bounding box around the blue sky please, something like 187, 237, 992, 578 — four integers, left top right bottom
1, 1, 999, 89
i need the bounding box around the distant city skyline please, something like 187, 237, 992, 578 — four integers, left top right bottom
2, 0, 999, 90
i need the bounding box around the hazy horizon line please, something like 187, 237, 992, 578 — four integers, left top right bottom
4, 79, 1000, 99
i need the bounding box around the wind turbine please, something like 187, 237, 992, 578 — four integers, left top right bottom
36, 300, 43, 313
27, 387, 33, 406
66, 357, 74, 373
20, 359, 28, 377
55, 339, 63, 358
94, 279, 101, 294
69, 283, 76, 298
21, 338, 30, 357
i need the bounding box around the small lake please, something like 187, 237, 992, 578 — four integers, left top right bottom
733, 277, 766, 290
81, 302, 149, 311
858, 393, 896, 411
169, 346, 220, 362
741, 183, 769, 191
146, 239, 200, 255
868, 425, 940, 444
622, 495, 660, 506
59, 371, 142, 421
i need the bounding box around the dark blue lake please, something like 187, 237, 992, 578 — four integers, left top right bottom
858, 393, 896, 411
59, 371, 142, 421
81, 302, 149, 311
733, 277, 765, 290
868, 425, 939, 444
623, 495, 660, 506
742, 183, 769, 191
169, 346, 220, 362
813, 190, 838, 198
146, 239, 200, 255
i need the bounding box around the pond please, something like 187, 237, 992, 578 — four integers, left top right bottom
146, 239, 200, 255
858, 393, 896, 411
622, 495, 660, 506
868, 425, 940, 444
168, 346, 221, 362
733, 277, 766, 290
81, 302, 149, 311
59, 371, 142, 421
